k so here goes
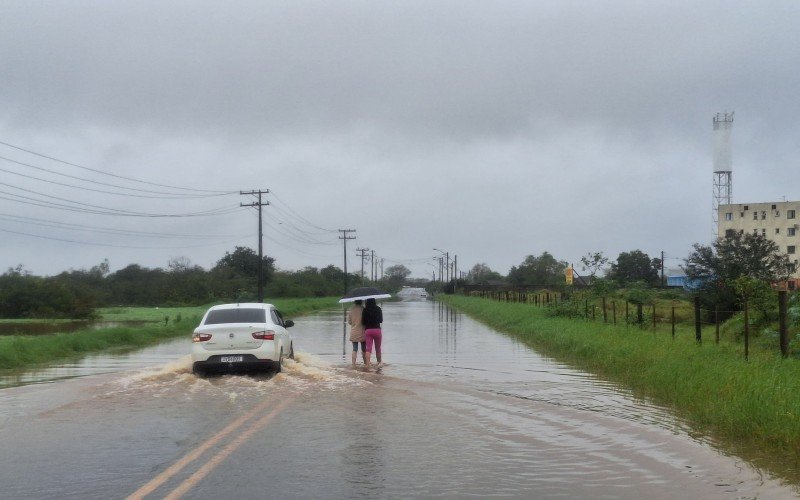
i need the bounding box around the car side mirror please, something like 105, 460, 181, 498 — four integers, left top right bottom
284, 320, 294, 328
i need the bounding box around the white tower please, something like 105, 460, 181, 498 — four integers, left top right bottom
712, 112, 734, 238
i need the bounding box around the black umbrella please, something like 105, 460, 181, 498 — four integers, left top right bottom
339, 286, 392, 304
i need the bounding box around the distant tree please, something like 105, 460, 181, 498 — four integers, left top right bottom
107, 264, 168, 305
607, 250, 660, 286
467, 263, 505, 284
580, 251, 609, 278
0, 268, 96, 319
213, 246, 275, 282
167, 256, 193, 273
385, 265, 411, 281
684, 232, 791, 317
211, 246, 276, 301
507, 252, 568, 287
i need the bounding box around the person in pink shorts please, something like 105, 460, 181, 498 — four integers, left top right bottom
361, 298, 383, 368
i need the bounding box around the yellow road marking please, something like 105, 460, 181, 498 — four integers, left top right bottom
164, 398, 292, 500
126, 397, 277, 500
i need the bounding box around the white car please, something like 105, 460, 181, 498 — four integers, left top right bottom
191, 303, 295, 375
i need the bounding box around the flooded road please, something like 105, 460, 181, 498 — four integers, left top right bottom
0, 301, 796, 499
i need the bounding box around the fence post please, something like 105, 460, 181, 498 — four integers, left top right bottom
602, 297, 607, 323
744, 299, 749, 360
671, 306, 675, 339
652, 304, 656, 330
694, 296, 701, 344
636, 303, 643, 325
714, 306, 720, 344
779, 290, 788, 358
612, 301, 617, 325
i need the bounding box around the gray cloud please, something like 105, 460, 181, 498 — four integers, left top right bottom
1, 1, 798, 277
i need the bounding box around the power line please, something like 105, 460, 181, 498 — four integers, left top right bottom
0, 163, 232, 199
269, 191, 337, 233
0, 226, 247, 250
0, 139, 232, 194
0, 213, 244, 239
0, 185, 242, 218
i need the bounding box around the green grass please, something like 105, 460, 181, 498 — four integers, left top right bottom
0, 297, 340, 371
441, 295, 800, 485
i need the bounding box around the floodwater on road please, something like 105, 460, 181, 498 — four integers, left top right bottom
0, 301, 796, 499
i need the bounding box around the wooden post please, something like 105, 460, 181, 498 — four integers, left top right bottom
744, 299, 749, 360
652, 304, 656, 330
671, 306, 675, 339
694, 296, 701, 344
612, 301, 617, 325
636, 303, 643, 325
602, 297, 607, 323
779, 290, 788, 358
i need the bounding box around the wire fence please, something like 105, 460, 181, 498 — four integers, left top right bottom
464, 289, 795, 360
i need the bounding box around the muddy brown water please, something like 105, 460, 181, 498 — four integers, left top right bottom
0, 301, 796, 498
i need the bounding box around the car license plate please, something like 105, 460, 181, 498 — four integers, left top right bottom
220, 355, 243, 363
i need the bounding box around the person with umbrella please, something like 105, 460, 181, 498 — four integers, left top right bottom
339, 287, 390, 369
362, 297, 383, 368
347, 299, 366, 366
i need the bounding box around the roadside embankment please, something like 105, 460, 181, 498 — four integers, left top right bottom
441, 294, 800, 485
0, 297, 339, 371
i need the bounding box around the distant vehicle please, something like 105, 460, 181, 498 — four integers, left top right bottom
191, 303, 294, 375
396, 286, 429, 301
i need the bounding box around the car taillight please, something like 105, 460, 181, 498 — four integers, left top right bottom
252, 331, 275, 340
193, 333, 212, 342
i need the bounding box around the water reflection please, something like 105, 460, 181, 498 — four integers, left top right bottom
436, 300, 457, 357
1, 301, 795, 498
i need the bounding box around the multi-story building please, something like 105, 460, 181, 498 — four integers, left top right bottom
718, 201, 800, 283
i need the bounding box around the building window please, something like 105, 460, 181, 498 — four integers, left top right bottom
744, 205, 749, 210
725, 229, 735, 238
776, 228, 781, 235
772, 204, 777, 210
753, 212, 759, 220
740, 212, 745, 218
762, 228, 767, 235
725, 212, 732, 221
789, 227, 796, 237
789, 210, 796, 219
762, 211, 767, 220
789, 246, 796, 255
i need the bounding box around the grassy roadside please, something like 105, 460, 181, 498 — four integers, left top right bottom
441, 295, 800, 484
0, 297, 339, 371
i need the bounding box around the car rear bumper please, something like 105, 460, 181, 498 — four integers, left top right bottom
192, 354, 279, 373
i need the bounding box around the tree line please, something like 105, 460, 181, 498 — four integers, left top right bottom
2, 233, 793, 320
0, 246, 427, 319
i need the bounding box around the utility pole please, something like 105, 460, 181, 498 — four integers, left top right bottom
370, 250, 376, 281
380, 258, 384, 280
338, 229, 356, 294
661, 250, 665, 287
356, 247, 370, 282
240, 189, 269, 302
338, 229, 356, 357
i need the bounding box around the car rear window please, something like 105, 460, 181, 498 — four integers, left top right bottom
204, 308, 267, 325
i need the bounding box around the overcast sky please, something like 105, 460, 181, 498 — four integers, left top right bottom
1, 1, 798, 279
